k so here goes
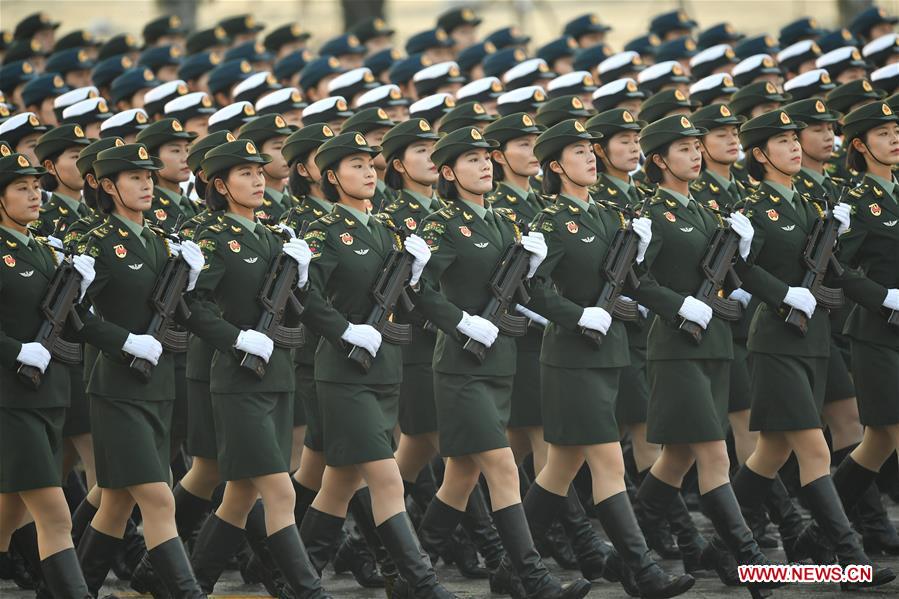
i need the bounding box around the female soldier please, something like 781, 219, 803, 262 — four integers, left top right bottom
74, 143, 205, 597
522, 118, 693, 599
486, 112, 613, 582
295, 132, 455, 599
138, 117, 201, 232
730, 109, 892, 589
827, 101, 899, 556
414, 126, 590, 599
183, 140, 325, 599
0, 152, 93, 598
629, 114, 781, 596
279, 124, 386, 590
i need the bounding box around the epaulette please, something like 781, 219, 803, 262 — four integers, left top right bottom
379, 198, 403, 214
374, 211, 396, 227
542, 201, 565, 216
650, 195, 667, 206
435, 202, 460, 221
847, 182, 869, 199
89, 221, 113, 238
318, 211, 342, 226
207, 221, 228, 233
147, 224, 167, 238
493, 207, 518, 224
689, 178, 707, 193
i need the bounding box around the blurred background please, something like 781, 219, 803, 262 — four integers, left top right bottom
3, 0, 897, 51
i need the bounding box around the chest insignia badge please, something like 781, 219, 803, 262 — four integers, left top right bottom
19, 269, 33, 277
3, 254, 15, 267
128, 263, 143, 270
459, 226, 472, 237
581, 236, 595, 243
870, 203, 882, 216
340, 232, 354, 245
664, 211, 676, 222
766, 209, 779, 221
474, 242, 489, 248
113, 244, 127, 258
228, 239, 241, 253
565, 220, 578, 234
354, 248, 369, 255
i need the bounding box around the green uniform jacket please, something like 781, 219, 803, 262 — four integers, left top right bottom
824, 145, 861, 187
254, 187, 298, 226
735, 181, 833, 357
178, 209, 225, 381
371, 181, 396, 213
592, 174, 652, 348
632, 188, 734, 361
33, 192, 92, 237
488, 182, 550, 355
731, 159, 757, 190
76, 218, 176, 401
280, 195, 332, 367
63, 213, 104, 248
378, 189, 445, 365
144, 187, 202, 232
415, 201, 521, 376
0, 230, 70, 408
185, 216, 295, 393
301, 203, 403, 384
837, 175, 899, 349
526, 194, 630, 368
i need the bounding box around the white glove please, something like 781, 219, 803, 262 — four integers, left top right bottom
275, 222, 296, 239
632, 217, 652, 263
621, 295, 649, 318
233, 329, 274, 363
783, 287, 816, 319
578, 306, 612, 334
882, 288, 899, 311
16, 342, 51, 373
404, 234, 431, 286
47, 234, 65, 263
282, 238, 312, 287
179, 240, 204, 291
515, 304, 548, 327
726, 212, 754, 260
456, 311, 499, 347
678, 296, 713, 330
167, 241, 182, 257
729, 288, 752, 309
122, 333, 163, 366
833, 203, 851, 236
521, 232, 547, 278
341, 323, 382, 358
72, 254, 95, 301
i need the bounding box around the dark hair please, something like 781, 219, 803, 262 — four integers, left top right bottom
384, 158, 405, 190
96, 178, 117, 213
643, 153, 664, 184
321, 170, 340, 202
490, 144, 507, 182
288, 161, 312, 198
39, 149, 64, 191
540, 159, 562, 195
204, 176, 229, 211
594, 139, 611, 174
745, 146, 766, 181
436, 172, 458, 200
82, 176, 98, 209
194, 173, 207, 198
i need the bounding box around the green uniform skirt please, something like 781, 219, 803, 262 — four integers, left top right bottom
316, 382, 399, 467
851, 340, 899, 427
616, 344, 649, 426
748, 353, 828, 432
646, 359, 730, 444
186, 378, 217, 459
91, 395, 172, 488
399, 362, 438, 436
62, 362, 91, 437
434, 373, 513, 457
211, 391, 292, 481
295, 365, 322, 451
541, 364, 621, 445
824, 339, 855, 404
728, 342, 752, 413
0, 407, 65, 493
508, 329, 543, 429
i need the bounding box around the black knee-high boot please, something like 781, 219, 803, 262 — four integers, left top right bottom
594, 492, 695, 599
173, 485, 212, 543
631, 468, 680, 559
71, 499, 99, 548
243, 500, 288, 597
336, 487, 388, 588
832, 447, 899, 555
189, 514, 245, 593
378, 512, 455, 598
556, 485, 614, 582
460, 484, 505, 572
40, 548, 90, 599
699, 483, 785, 594
77, 526, 124, 597
266, 524, 330, 599
519, 464, 577, 570
493, 503, 591, 599
291, 478, 318, 526
417, 496, 465, 566
762, 475, 807, 562
10, 522, 42, 590
147, 538, 205, 599
800, 474, 895, 589
298, 507, 345, 574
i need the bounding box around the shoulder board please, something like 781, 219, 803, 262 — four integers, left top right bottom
689, 179, 707, 192
146, 224, 167, 237
206, 221, 228, 233
649, 194, 667, 206
542, 202, 565, 215
374, 212, 396, 227
318, 212, 342, 226
435, 202, 460, 221
847, 183, 868, 198
89, 222, 113, 238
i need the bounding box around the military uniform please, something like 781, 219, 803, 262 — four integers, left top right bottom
280, 195, 331, 443
0, 225, 69, 492
302, 202, 403, 466
592, 173, 652, 425
378, 189, 443, 436
145, 185, 202, 230
488, 181, 549, 430
738, 180, 833, 431
838, 173, 899, 425
526, 193, 631, 444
